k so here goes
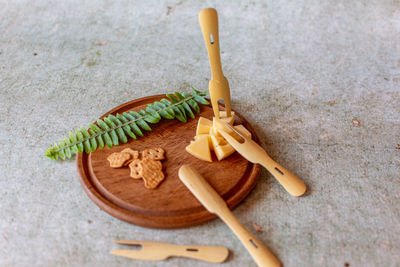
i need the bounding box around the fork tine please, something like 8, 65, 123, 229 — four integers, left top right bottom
223, 122, 245, 141
211, 98, 221, 119
218, 129, 245, 149
221, 91, 232, 117
210, 96, 232, 119
218, 127, 266, 165
214, 119, 246, 142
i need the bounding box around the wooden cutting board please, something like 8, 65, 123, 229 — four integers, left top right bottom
76, 94, 261, 229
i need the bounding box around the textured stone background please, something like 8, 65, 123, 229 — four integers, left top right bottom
1, 1, 399, 266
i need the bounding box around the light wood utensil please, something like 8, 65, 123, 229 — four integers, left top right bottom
110, 240, 229, 263
199, 8, 232, 119
217, 121, 307, 197
179, 165, 281, 267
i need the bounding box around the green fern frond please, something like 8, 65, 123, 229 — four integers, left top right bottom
45, 88, 209, 160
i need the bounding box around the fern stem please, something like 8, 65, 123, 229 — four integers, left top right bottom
52, 94, 198, 153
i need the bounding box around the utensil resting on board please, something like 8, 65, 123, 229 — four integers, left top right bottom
217, 120, 307, 197
179, 165, 281, 267
199, 8, 232, 119
110, 240, 229, 263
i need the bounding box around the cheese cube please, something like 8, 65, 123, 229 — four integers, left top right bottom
209, 126, 228, 145
195, 117, 212, 135
209, 125, 221, 138
194, 134, 213, 151
185, 135, 212, 162
186, 113, 245, 162
214, 143, 236, 161
209, 133, 228, 151
194, 134, 208, 140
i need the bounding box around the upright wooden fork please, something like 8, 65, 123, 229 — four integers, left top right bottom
199, 8, 232, 119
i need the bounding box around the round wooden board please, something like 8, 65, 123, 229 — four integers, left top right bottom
77, 94, 261, 229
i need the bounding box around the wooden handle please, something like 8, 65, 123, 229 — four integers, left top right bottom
199, 8, 224, 81
174, 245, 229, 263
260, 156, 306, 197
219, 211, 281, 267
178, 164, 227, 214
179, 165, 281, 267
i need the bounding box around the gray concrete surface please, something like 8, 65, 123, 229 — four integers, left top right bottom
1, 0, 400, 266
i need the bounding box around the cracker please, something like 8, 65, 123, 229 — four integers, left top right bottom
129, 159, 143, 179
107, 152, 131, 168
141, 147, 165, 161
121, 148, 139, 166
142, 170, 165, 189
139, 157, 162, 171
140, 158, 164, 189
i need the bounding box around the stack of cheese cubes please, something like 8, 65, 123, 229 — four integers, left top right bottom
185, 111, 251, 162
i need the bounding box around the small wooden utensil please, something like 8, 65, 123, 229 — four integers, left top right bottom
178, 165, 281, 267
217, 122, 307, 197
199, 8, 232, 119
110, 240, 229, 263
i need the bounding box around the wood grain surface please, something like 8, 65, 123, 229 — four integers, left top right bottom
76, 95, 261, 229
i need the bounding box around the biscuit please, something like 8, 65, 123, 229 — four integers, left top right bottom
139, 158, 164, 189
142, 170, 165, 189
129, 159, 143, 179
121, 148, 139, 166
107, 152, 131, 168
141, 147, 165, 161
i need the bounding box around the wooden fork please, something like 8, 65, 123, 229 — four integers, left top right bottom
217, 121, 307, 197
199, 8, 232, 119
